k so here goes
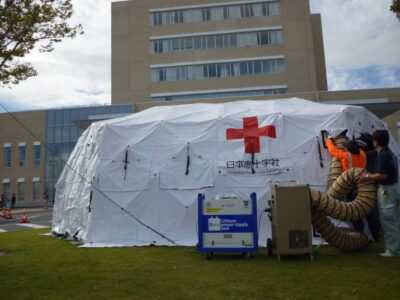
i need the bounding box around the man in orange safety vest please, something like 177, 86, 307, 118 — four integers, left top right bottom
326, 138, 366, 171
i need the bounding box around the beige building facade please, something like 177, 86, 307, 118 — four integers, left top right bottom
0, 111, 46, 207
112, 0, 327, 105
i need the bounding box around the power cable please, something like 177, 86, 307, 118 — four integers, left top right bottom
0, 102, 180, 246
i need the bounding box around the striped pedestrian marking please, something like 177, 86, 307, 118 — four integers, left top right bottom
18, 223, 49, 229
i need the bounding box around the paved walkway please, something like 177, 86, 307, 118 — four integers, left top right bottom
1, 207, 53, 216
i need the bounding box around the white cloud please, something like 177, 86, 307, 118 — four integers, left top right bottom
310, 0, 400, 90
0, 0, 113, 111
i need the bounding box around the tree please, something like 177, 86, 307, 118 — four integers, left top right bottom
0, 0, 83, 85
391, 0, 400, 20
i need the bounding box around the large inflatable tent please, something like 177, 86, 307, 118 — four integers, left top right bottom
52, 98, 399, 247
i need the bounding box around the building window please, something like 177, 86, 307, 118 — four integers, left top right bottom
34, 143, 41, 166
150, 29, 283, 54
151, 87, 287, 102
18, 181, 25, 201
2, 182, 10, 199
149, 1, 280, 26
151, 58, 285, 82
19, 144, 26, 166
32, 179, 40, 200
4, 145, 11, 167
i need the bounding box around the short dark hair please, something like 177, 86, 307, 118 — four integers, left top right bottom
345, 140, 360, 155
372, 130, 389, 147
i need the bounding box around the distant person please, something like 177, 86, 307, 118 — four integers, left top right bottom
0, 194, 4, 208
360, 130, 400, 257
11, 193, 16, 209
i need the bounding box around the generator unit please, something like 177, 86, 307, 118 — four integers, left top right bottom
267, 183, 313, 261
198, 193, 258, 259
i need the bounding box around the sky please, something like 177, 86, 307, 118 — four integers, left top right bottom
0, 0, 399, 112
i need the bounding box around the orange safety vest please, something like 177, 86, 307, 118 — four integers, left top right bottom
326, 139, 366, 171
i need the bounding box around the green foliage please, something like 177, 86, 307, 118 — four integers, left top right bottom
391, 0, 400, 20
0, 0, 83, 85
1, 229, 400, 300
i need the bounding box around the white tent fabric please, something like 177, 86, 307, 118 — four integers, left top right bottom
52, 98, 400, 247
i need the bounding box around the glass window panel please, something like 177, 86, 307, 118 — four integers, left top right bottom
46, 127, 54, 143
4, 147, 11, 167
277, 59, 285, 73
270, 30, 283, 44
161, 12, 168, 25
260, 31, 269, 45
33, 181, 40, 200
228, 6, 241, 19
171, 38, 180, 51
269, 2, 280, 16
54, 126, 62, 142
3, 183, 10, 199
54, 111, 62, 125
209, 64, 216, 77
194, 36, 202, 49
253, 4, 263, 17
203, 65, 209, 77
34, 145, 41, 166
202, 8, 211, 21
262, 60, 271, 74
166, 68, 175, 81
210, 7, 224, 20
223, 7, 229, 19
216, 35, 224, 48
62, 110, 70, 125
233, 62, 240, 76
18, 182, 25, 201
239, 61, 248, 75
207, 35, 215, 48
237, 32, 258, 47
254, 61, 262, 75
151, 69, 159, 82
19, 146, 26, 166
262, 3, 268, 16
229, 33, 237, 47
159, 69, 166, 81
47, 111, 55, 126
201, 36, 208, 49
248, 61, 254, 75
223, 34, 229, 48
184, 37, 193, 50
162, 40, 170, 52
174, 68, 181, 81
62, 126, 70, 141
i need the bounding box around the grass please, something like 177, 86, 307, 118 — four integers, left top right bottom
1, 229, 400, 300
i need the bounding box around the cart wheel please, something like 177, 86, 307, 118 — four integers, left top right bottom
267, 238, 273, 256
206, 252, 213, 260
242, 252, 251, 259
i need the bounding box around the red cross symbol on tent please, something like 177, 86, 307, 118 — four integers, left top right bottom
226, 116, 276, 153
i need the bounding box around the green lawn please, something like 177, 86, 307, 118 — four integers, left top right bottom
1, 229, 400, 300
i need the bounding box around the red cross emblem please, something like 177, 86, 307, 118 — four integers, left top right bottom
226, 116, 276, 153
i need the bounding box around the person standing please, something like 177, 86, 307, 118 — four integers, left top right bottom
11, 193, 16, 209
360, 130, 400, 257
326, 137, 366, 171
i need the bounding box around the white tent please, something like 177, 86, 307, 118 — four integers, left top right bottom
52, 98, 399, 247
